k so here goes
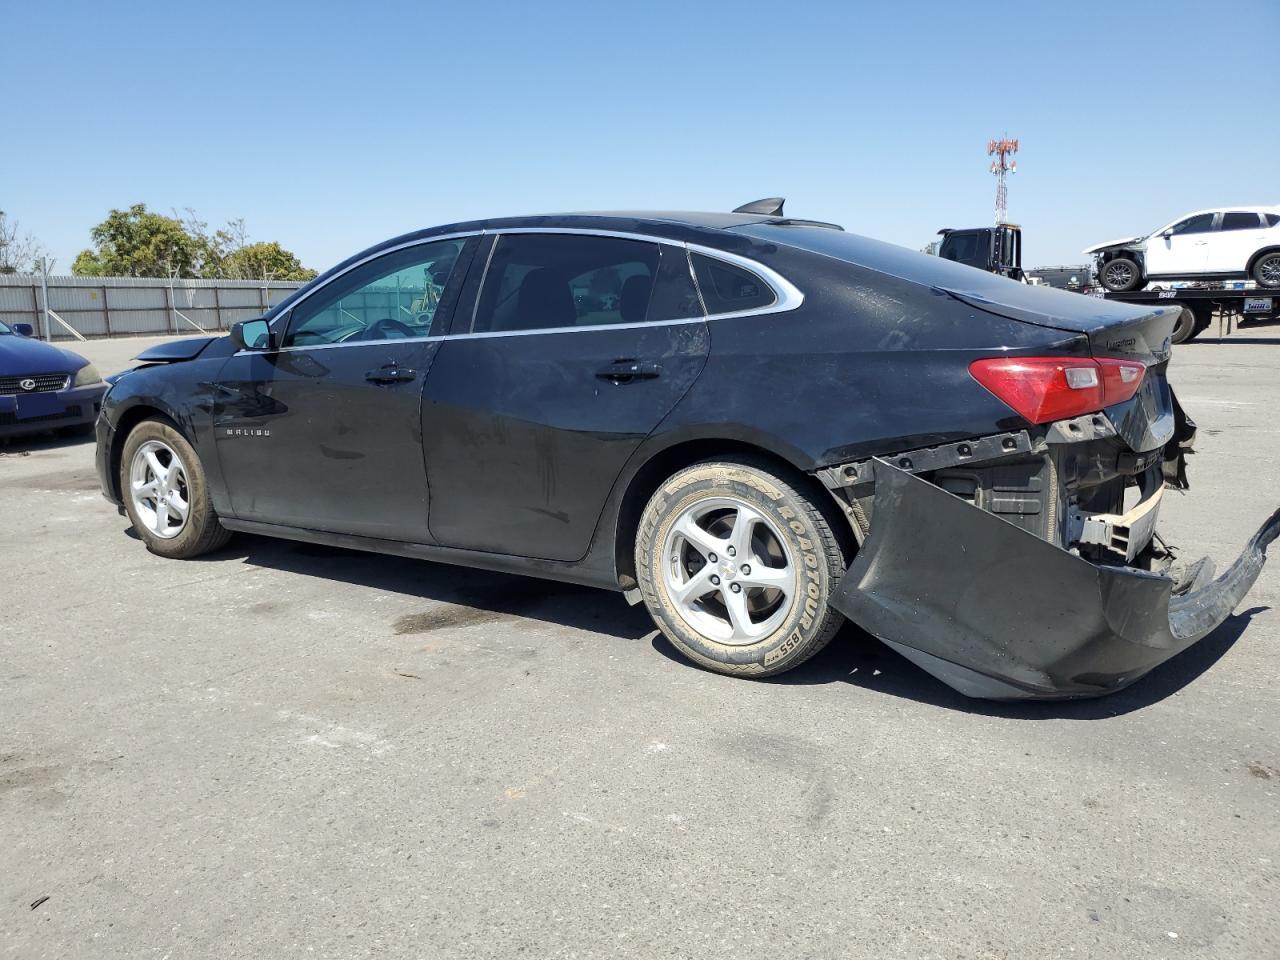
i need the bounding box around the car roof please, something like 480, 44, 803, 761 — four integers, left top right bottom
1172, 205, 1280, 218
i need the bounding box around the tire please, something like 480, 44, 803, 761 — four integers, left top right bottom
1100, 257, 1142, 292
634, 458, 850, 678
1170, 306, 1197, 345
1251, 251, 1280, 288
120, 418, 231, 559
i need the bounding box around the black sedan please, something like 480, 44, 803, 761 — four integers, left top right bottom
95, 202, 1279, 700
1, 320, 106, 439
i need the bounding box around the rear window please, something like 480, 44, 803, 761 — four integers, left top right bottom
691, 254, 776, 315
1266, 213, 1280, 228
472, 234, 661, 333
1221, 212, 1263, 231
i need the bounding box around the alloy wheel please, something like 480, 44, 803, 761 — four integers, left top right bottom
661, 496, 797, 644
1259, 255, 1280, 286
129, 440, 190, 540
1105, 261, 1134, 288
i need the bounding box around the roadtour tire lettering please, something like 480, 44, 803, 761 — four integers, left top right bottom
634, 457, 850, 678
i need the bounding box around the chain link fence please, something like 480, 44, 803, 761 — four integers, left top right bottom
0, 274, 307, 340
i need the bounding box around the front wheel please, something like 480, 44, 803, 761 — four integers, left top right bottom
1252, 251, 1280, 288
1101, 257, 1142, 292
635, 459, 850, 678
120, 419, 231, 558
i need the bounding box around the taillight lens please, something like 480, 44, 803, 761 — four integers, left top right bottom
969, 356, 1147, 424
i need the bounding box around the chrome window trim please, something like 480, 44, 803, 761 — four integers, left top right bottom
265, 230, 483, 350
239, 226, 803, 356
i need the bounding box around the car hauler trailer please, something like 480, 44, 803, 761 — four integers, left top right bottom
1104, 287, 1280, 344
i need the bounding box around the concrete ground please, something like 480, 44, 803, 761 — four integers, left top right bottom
2, 331, 1278, 960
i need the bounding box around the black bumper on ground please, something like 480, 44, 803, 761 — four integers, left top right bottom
0, 383, 107, 439
830, 460, 1280, 700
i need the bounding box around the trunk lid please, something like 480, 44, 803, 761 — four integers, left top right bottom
944, 288, 1179, 453
941, 286, 1178, 364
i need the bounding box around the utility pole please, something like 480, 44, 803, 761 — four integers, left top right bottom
36, 256, 54, 341
988, 136, 1018, 224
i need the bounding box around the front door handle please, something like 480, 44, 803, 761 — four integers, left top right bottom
365, 365, 417, 384
595, 359, 662, 384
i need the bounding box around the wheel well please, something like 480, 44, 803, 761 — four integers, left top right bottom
611, 439, 851, 590
107, 405, 179, 501
1246, 246, 1280, 273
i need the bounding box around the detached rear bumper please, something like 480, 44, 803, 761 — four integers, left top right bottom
830, 460, 1280, 700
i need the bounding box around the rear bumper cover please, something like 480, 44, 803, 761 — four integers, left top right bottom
830, 460, 1279, 700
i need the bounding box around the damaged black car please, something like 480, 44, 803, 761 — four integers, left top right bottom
95, 201, 1279, 700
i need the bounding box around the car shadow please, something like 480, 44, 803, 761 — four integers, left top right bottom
160, 530, 1262, 714
0, 429, 95, 453
652, 608, 1267, 719
1193, 337, 1280, 346
203, 533, 656, 642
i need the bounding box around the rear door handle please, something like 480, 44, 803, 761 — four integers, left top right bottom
365, 365, 417, 384
595, 359, 662, 384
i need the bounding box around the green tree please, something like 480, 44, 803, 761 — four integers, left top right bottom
72, 203, 202, 277
217, 241, 318, 281
71, 249, 105, 275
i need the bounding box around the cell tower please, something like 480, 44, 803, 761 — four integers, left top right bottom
988, 136, 1018, 224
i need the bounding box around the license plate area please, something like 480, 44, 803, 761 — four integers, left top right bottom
15, 392, 62, 419
1244, 297, 1273, 313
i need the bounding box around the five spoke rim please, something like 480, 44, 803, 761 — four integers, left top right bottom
661, 497, 797, 645
129, 440, 190, 540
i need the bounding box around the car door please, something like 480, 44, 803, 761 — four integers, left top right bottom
1146, 212, 1216, 276
211, 236, 477, 540
421, 231, 708, 561
1207, 211, 1267, 273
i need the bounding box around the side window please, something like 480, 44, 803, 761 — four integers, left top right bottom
282, 238, 468, 347
691, 253, 777, 315
1169, 214, 1216, 236
1266, 213, 1280, 228
1221, 212, 1263, 231
472, 234, 661, 333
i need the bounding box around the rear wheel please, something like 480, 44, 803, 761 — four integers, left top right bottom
635, 459, 849, 677
1252, 251, 1280, 288
1101, 257, 1142, 292
1170, 306, 1200, 345
120, 419, 231, 558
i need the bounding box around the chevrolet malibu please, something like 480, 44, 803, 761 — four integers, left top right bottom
0, 320, 106, 439
95, 203, 1279, 700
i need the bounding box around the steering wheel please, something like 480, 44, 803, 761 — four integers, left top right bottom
361, 317, 416, 340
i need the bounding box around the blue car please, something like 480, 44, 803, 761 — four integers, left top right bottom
0, 321, 107, 439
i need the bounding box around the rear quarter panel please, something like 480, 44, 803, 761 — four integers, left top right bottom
660, 245, 1088, 468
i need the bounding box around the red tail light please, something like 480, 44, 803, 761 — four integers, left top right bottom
969, 356, 1147, 425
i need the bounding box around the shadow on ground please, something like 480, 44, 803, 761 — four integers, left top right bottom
170, 531, 1265, 717
212, 533, 656, 642
0, 429, 94, 454
653, 607, 1266, 720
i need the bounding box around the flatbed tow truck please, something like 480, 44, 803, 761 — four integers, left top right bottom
933, 224, 1280, 344
1103, 285, 1279, 344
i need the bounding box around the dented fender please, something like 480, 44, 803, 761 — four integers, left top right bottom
830, 460, 1280, 700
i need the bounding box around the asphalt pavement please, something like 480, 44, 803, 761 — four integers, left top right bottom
2, 330, 1278, 959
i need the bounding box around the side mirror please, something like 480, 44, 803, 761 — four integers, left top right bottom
12, 323, 34, 337
1161, 229, 1174, 239
230, 318, 272, 351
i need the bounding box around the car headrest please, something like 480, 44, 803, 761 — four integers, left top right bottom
516, 268, 575, 330
620, 274, 651, 324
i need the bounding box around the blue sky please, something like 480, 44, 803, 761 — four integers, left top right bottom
5, 0, 1277, 273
